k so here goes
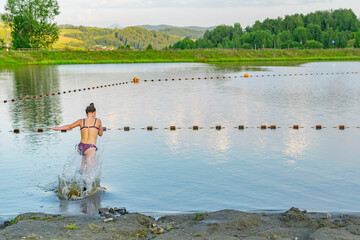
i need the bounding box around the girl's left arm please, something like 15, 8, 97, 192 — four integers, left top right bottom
49, 119, 81, 131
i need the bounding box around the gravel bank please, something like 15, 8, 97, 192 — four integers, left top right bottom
1, 207, 360, 240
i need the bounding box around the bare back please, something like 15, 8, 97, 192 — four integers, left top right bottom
80, 117, 102, 145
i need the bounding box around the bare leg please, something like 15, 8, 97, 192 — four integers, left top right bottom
82, 148, 97, 178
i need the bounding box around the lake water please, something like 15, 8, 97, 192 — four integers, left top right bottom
1, 61, 360, 223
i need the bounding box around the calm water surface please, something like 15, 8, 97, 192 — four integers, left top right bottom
1, 62, 360, 223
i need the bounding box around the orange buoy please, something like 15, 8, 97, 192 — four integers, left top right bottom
260, 125, 267, 129
133, 77, 139, 83
339, 125, 345, 130
147, 126, 153, 131
293, 125, 299, 130
244, 73, 249, 78
269, 125, 277, 129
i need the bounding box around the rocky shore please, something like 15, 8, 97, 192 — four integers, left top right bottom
1, 207, 360, 240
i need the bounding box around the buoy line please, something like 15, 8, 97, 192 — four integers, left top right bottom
1, 71, 359, 104
3, 125, 357, 134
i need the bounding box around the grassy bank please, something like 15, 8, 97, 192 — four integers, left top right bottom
0, 48, 360, 66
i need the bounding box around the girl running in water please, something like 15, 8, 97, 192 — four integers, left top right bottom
50, 103, 103, 173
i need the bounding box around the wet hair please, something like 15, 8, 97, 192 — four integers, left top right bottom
86, 103, 96, 114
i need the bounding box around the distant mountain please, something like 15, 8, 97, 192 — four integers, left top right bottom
137, 24, 215, 32
108, 24, 123, 29
137, 24, 174, 31
158, 28, 205, 39
135, 25, 215, 39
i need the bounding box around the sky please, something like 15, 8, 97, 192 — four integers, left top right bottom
0, 0, 359, 28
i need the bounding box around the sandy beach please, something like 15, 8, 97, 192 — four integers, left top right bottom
1, 207, 360, 240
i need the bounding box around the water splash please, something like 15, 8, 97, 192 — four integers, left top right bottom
58, 147, 103, 200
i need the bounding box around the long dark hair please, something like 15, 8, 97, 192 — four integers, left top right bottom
86, 103, 96, 114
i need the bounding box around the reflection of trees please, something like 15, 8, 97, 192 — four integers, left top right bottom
212, 61, 304, 72
10, 65, 62, 129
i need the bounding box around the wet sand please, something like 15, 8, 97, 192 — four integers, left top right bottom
1, 207, 360, 240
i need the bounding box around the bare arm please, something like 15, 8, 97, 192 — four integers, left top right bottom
49, 120, 81, 131
98, 119, 103, 137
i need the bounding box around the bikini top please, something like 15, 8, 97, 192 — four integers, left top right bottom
80, 118, 99, 131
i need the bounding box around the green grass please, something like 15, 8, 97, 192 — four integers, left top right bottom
63, 223, 77, 230
0, 48, 360, 66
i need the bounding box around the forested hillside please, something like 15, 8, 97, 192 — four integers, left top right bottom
0, 22, 183, 49
58, 25, 182, 49
137, 25, 215, 39
171, 9, 360, 49
158, 28, 205, 39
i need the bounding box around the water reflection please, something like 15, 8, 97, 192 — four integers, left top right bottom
211, 61, 305, 72
8, 66, 63, 149
59, 191, 102, 215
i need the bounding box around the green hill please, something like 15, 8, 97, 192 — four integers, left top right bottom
0, 22, 183, 50
158, 28, 205, 39
137, 25, 215, 39
58, 25, 182, 50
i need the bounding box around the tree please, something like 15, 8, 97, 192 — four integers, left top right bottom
307, 24, 322, 41
146, 44, 153, 50
1, 0, 60, 49
354, 30, 360, 48
293, 27, 309, 44
306, 40, 324, 49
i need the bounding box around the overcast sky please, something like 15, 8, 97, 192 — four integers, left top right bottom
1, 0, 359, 28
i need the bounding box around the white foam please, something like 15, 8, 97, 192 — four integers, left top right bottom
58, 148, 102, 200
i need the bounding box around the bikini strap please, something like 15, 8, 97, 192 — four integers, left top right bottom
80, 119, 86, 130
93, 118, 97, 127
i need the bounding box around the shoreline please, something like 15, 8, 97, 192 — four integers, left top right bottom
1, 207, 360, 239
1, 49, 360, 66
